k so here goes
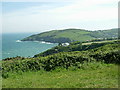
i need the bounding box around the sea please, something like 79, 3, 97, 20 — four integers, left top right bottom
1, 33, 58, 60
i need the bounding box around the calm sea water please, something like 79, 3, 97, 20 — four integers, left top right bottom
1, 33, 57, 59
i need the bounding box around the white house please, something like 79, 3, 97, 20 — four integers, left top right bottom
62, 43, 70, 46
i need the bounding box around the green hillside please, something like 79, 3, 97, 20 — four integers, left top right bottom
21, 28, 118, 43
2, 40, 120, 73
34, 40, 118, 57
2, 40, 119, 88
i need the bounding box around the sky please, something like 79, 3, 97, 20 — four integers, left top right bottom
1, 0, 119, 33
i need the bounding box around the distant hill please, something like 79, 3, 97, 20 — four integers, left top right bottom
21, 28, 118, 43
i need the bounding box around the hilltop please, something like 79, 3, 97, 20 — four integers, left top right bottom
21, 28, 118, 43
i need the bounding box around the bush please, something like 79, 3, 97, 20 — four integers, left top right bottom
2, 43, 120, 78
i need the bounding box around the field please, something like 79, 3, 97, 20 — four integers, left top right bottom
82, 40, 117, 45
2, 63, 118, 88
21, 28, 118, 43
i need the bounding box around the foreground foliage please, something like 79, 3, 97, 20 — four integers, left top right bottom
2, 42, 120, 78
2, 63, 118, 88
1, 40, 120, 88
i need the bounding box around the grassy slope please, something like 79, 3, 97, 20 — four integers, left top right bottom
2, 63, 118, 88
53, 29, 92, 41
2, 40, 119, 88
82, 40, 117, 45
34, 40, 118, 57
21, 28, 118, 43
35, 29, 93, 41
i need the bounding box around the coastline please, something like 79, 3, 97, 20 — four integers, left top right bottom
16, 40, 58, 44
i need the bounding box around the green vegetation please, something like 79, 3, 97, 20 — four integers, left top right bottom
34, 40, 118, 57
2, 63, 118, 88
2, 39, 120, 88
2, 41, 120, 76
21, 28, 118, 43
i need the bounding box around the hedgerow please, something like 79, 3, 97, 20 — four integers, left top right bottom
2, 43, 120, 78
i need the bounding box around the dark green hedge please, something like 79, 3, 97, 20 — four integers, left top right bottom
2, 43, 120, 78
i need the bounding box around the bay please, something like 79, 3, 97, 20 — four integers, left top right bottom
1, 33, 57, 60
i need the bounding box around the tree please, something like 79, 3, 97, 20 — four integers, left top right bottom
58, 43, 62, 46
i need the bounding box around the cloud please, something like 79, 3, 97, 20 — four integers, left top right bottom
46, 0, 118, 19
2, 0, 81, 2
2, 0, 119, 33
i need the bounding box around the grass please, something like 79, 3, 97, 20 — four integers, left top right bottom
82, 40, 117, 45
22, 28, 118, 43
2, 63, 118, 88
40, 29, 94, 41
54, 30, 93, 41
